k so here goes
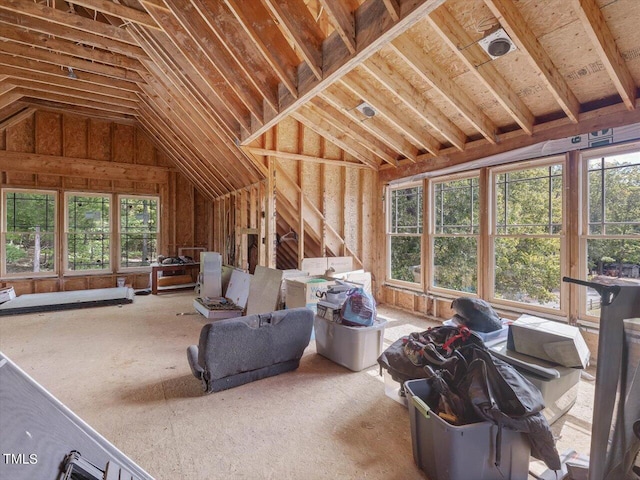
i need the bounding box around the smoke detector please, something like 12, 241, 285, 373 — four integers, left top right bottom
355, 101, 376, 118
478, 28, 516, 59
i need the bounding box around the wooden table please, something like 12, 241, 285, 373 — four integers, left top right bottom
151, 262, 200, 294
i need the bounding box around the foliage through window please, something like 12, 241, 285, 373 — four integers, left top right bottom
493, 163, 563, 308
120, 196, 159, 269
3, 190, 56, 275
66, 194, 110, 271
584, 151, 640, 317
432, 177, 479, 293
388, 185, 422, 284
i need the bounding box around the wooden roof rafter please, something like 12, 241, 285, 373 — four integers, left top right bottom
484, 0, 581, 123
360, 52, 466, 150
241, 0, 447, 145
390, 34, 498, 144
339, 70, 442, 155
318, 84, 419, 161
425, 5, 535, 135
291, 106, 380, 169
261, 0, 326, 80
570, 0, 636, 111
140, 0, 252, 135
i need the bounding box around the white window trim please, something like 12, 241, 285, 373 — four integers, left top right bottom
428, 170, 481, 298
578, 142, 640, 322
117, 194, 160, 273
488, 156, 568, 316
385, 181, 423, 290
63, 191, 113, 275
1, 188, 58, 279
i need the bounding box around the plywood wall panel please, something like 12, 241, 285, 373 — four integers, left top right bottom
89, 178, 112, 190
302, 162, 321, 210
344, 168, 360, 253
63, 115, 88, 158
134, 182, 158, 194
113, 180, 135, 191
35, 111, 62, 156
37, 175, 62, 188
175, 173, 195, 247
88, 119, 111, 161
34, 278, 59, 293
5, 172, 35, 185
63, 177, 89, 190
62, 277, 88, 291
136, 132, 156, 166
6, 115, 34, 153
324, 164, 343, 235
112, 124, 134, 163
193, 189, 208, 247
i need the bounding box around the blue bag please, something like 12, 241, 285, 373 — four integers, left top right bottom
340, 287, 376, 327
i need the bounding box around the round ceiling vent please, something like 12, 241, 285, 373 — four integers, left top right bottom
478, 28, 517, 59
488, 38, 512, 57
355, 101, 376, 118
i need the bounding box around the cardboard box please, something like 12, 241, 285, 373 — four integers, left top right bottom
285, 276, 335, 313
508, 314, 590, 368
325, 270, 372, 295
0, 286, 16, 304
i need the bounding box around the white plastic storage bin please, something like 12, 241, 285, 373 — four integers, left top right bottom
405, 379, 531, 480
383, 369, 408, 407
314, 315, 387, 372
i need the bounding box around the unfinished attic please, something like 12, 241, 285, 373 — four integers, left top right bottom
0, 0, 639, 479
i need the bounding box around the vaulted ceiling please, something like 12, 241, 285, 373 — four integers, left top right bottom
0, 0, 638, 197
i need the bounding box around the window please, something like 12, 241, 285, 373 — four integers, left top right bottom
387, 184, 422, 284
66, 193, 111, 272
582, 149, 640, 317
492, 161, 564, 310
431, 176, 479, 293
119, 196, 159, 269
2, 190, 56, 276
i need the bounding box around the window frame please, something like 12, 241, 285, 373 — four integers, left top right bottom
1, 188, 58, 278
385, 181, 424, 289
63, 191, 113, 275
117, 194, 160, 272
428, 170, 481, 297
488, 156, 568, 316
578, 142, 640, 322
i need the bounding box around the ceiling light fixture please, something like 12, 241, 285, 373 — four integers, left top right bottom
355, 101, 376, 118
478, 28, 517, 59
67, 67, 77, 79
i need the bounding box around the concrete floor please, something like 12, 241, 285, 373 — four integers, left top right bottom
0, 291, 595, 479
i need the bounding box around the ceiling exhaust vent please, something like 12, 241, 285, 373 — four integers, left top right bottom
478, 28, 517, 59
355, 101, 376, 118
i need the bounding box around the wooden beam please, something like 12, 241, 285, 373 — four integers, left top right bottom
0, 53, 141, 93
21, 99, 136, 124
141, 2, 252, 132
261, 0, 325, 79
189, 0, 280, 111
426, 5, 535, 135
362, 53, 466, 150
319, 85, 418, 161
380, 99, 640, 182
484, 0, 581, 123
224, 0, 298, 98
241, 0, 446, 145
0, 106, 34, 130
291, 106, 379, 169
0, 0, 137, 46
15, 87, 138, 116
130, 26, 244, 138
381, 0, 400, 21
245, 147, 371, 169
12, 80, 139, 109
0, 90, 21, 110
0, 66, 139, 102
340, 72, 442, 155
0, 40, 144, 83
390, 35, 498, 144
0, 24, 145, 71
67, 0, 160, 30
570, 0, 636, 110
0, 151, 169, 183
309, 97, 399, 166
0, 10, 147, 59
318, 0, 357, 54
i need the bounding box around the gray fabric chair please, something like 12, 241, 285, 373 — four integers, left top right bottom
187, 308, 314, 393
